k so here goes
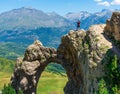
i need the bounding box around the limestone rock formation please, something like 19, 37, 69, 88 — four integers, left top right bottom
104, 12, 120, 40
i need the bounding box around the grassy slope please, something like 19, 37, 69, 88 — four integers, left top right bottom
0, 57, 15, 72
0, 72, 12, 89
37, 72, 67, 94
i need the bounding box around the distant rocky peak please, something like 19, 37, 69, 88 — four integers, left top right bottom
12, 7, 44, 13
65, 11, 91, 21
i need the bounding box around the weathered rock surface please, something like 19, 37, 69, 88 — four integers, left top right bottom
58, 25, 111, 94
11, 12, 120, 94
11, 40, 57, 94
104, 12, 120, 40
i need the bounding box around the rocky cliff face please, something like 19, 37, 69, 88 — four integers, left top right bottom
11, 12, 120, 94
58, 25, 111, 94
104, 12, 120, 40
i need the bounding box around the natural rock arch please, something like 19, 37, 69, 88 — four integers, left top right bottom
11, 30, 87, 94
11, 27, 111, 94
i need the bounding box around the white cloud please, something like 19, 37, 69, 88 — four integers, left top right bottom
94, 0, 120, 6
98, 1, 110, 6
94, 0, 110, 6
111, 0, 120, 5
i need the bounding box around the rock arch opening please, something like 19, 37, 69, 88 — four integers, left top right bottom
45, 63, 66, 76
37, 62, 67, 94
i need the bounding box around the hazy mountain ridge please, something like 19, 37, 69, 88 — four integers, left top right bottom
0, 8, 119, 31
0, 7, 70, 31
65, 9, 120, 29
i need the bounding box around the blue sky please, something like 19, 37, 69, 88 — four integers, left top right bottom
0, 0, 120, 15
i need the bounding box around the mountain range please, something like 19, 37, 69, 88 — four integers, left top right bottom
0, 7, 70, 31
0, 7, 119, 31
65, 9, 120, 29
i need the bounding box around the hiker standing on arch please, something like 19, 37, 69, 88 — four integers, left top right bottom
76, 20, 80, 31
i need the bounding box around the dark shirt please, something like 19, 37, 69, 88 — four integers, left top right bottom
77, 21, 80, 27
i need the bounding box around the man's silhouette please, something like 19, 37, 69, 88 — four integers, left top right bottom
76, 20, 80, 31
